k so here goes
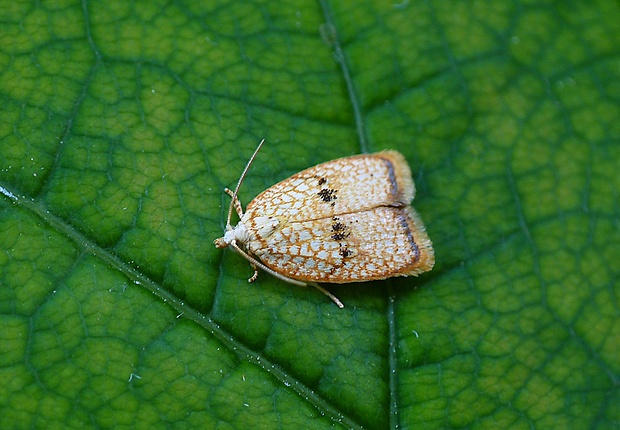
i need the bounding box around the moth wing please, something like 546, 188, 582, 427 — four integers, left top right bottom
244, 151, 415, 222
248, 206, 434, 283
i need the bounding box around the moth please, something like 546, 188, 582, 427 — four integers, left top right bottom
214, 140, 434, 307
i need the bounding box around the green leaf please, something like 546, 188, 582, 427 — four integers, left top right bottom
1, 0, 619, 428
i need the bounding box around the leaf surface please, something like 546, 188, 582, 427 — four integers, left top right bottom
1, 1, 619, 428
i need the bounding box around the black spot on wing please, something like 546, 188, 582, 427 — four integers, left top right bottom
317, 188, 338, 203
339, 246, 352, 258
330, 221, 349, 241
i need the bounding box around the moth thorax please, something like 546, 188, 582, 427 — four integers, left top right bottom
230, 222, 251, 245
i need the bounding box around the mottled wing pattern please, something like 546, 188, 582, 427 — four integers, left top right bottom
244, 151, 414, 222
240, 150, 434, 284
248, 206, 434, 283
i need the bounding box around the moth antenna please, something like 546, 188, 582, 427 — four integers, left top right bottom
226, 138, 266, 227
229, 240, 307, 287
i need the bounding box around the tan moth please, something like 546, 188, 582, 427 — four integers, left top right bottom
214, 140, 434, 308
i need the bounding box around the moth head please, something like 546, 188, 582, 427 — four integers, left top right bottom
213, 236, 227, 248
213, 223, 249, 248
214, 139, 265, 249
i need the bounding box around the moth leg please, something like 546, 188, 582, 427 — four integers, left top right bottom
248, 263, 259, 283
228, 241, 344, 308
225, 187, 244, 218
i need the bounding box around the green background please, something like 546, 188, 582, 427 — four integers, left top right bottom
1, 0, 619, 428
